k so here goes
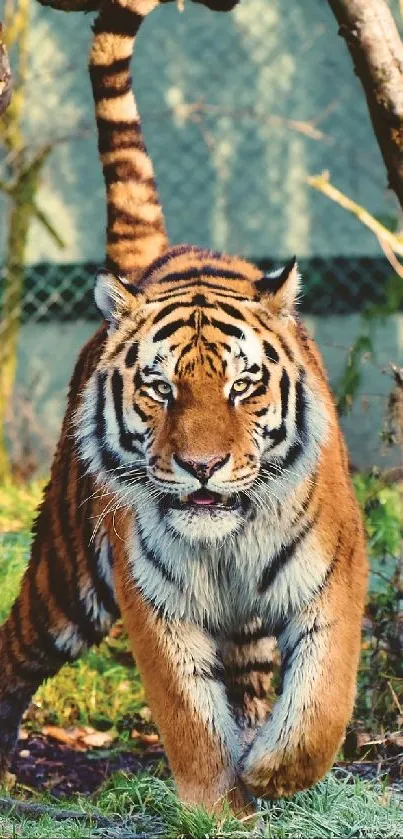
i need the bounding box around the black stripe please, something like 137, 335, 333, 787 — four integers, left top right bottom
280, 369, 290, 420
226, 660, 274, 678
96, 371, 107, 441
103, 163, 154, 187
92, 6, 142, 36
210, 318, 245, 340
77, 470, 120, 623
280, 620, 333, 682
264, 423, 287, 446
152, 302, 186, 324
138, 249, 187, 284
295, 372, 307, 440
51, 455, 100, 647
152, 299, 216, 326
111, 369, 141, 453
154, 266, 248, 285
132, 401, 149, 423
218, 301, 245, 321
258, 507, 321, 594
96, 118, 143, 154
292, 477, 317, 526
96, 373, 142, 479
47, 541, 101, 648
125, 342, 139, 368
28, 573, 74, 665
315, 527, 344, 595
248, 323, 296, 362
264, 369, 290, 445
227, 624, 267, 645
263, 341, 280, 363
153, 318, 186, 342
249, 384, 267, 400
89, 56, 131, 81
92, 77, 132, 100
138, 528, 183, 591
150, 281, 247, 302
263, 439, 304, 477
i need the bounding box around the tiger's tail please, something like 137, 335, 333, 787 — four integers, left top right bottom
89, 0, 169, 281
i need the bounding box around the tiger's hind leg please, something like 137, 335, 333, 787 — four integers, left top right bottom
219, 631, 279, 747
0, 475, 120, 778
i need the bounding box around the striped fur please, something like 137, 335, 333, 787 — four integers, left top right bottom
89, 0, 168, 279
0, 0, 368, 814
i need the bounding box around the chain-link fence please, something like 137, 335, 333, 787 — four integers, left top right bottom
1, 0, 402, 477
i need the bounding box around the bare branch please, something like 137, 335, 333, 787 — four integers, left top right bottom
307, 171, 403, 256
32, 201, 65, 248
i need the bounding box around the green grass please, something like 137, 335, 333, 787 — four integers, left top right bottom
0, 773, 402, 838
0, 485, 146, 736
0, 481, 402, 838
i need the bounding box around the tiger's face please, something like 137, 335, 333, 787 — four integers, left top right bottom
76, 248, 328, 542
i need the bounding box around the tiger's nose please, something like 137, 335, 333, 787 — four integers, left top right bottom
173, 453, 230, 485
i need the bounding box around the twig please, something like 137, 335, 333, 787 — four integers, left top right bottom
307, 171, 403, 257
166, 101, 332, 142
0, 796, 156, 838
387, 681, 403, 715
376, 235, 403, 278
0, 797, 114, 825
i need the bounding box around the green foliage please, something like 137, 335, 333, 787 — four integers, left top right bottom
0, 479, 44, 532
336, 335, 373, 415
353, 474, 402, 732
335, 271, 403, 415
353, 474, 401, 561
0, 533, 30, 622
32, 634, 146, 736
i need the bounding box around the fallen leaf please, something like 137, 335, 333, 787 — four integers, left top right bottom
81, 731, 114, 748
131, 729, 160, 745
41, 726, 86, 749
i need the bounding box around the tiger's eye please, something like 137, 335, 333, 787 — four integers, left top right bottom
231, 379, 250, 395
153, 381, 172, 397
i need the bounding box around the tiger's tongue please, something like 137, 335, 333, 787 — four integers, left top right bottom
188, 489, 218, 506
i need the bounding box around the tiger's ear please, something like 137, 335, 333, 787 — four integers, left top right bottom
94, 270, 138, 329
255, 257, 300, 318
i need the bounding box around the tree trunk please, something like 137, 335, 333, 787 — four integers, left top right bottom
327, 0, 403, 210
0, 153, 49, 481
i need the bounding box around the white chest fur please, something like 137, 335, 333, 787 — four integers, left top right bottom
126, 499, 328, 637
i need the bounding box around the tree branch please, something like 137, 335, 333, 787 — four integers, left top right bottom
326, 0, 403, 210
307, 171, 403, 256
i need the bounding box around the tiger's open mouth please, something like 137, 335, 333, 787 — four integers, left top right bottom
161, 488, 241, 512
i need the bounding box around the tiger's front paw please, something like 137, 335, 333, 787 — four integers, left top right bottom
241, 740, 329, 799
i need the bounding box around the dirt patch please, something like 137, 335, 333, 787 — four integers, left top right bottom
10, 735, 168, 798
9, 735, 402, 799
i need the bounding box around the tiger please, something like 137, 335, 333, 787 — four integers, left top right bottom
0, 0, 368, 814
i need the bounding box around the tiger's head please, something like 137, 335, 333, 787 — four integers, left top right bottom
76, 246, 329, 543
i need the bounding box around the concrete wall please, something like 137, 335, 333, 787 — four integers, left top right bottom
10, 315, 403, 474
